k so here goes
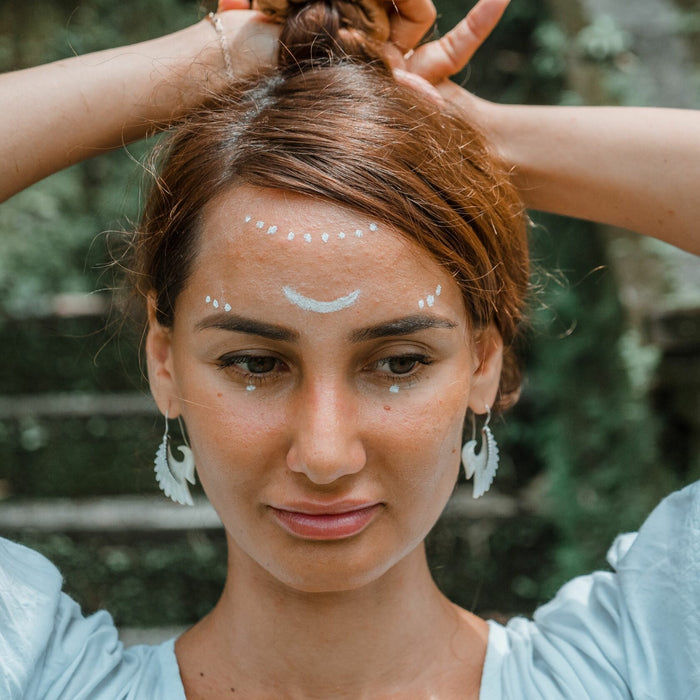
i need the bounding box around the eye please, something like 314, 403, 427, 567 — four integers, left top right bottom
217, 353, 284, 379
372, 353, 432, 379
377, 356, 422, 375
239, 356, 278, 374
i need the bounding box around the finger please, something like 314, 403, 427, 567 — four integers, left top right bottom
218, 0, 251, 10
393, 69, 446, 107
407, 0, 509, 84
386, 0, 438, 54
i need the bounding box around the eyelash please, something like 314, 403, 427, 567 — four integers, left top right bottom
216, 353, 433, 388
369, 354, 433, 385
216, 354, 286, 387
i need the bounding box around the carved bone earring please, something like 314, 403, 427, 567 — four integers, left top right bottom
154, 410, 196, 506
461, 405, 499, 499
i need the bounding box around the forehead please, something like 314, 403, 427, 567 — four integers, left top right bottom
188, 185, 460, 318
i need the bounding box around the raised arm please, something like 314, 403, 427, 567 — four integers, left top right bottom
0, 11, 278, 202
0, 0, 444, 204
399, 0, 700, 256
459, 96, 700, 256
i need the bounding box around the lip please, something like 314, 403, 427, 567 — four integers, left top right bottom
269, 502, 382, 540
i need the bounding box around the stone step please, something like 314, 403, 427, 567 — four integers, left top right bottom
0, 392, 155, 419
0, 495, 222, 532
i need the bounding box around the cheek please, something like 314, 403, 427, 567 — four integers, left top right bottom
177, 384, 289, 495
377, 384, 467, 499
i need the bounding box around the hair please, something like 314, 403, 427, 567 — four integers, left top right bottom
128, 0, 529, 411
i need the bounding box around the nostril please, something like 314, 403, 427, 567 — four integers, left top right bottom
285, 437, 366, 484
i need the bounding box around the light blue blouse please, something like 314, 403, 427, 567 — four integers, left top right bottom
2, 481, 699, 699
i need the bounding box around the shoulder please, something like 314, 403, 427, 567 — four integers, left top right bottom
0, 537, 184, 700
480, 481, 700, 700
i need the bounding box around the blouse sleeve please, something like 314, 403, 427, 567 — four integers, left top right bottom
481, 480, 700, 699
0, 537, 185, 700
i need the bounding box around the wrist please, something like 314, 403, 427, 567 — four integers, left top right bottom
150, 13, 278, 98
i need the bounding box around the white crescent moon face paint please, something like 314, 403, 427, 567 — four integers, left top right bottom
282, 286, 361, 314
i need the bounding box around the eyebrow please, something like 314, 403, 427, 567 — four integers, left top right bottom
195, 312, 457, 343
195, 313, 300, 341
348, 315, 457, 343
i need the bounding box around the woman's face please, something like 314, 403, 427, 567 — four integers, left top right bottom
148, 185, 502, 593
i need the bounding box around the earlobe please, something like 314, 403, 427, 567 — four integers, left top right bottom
468, 325, 504, 413
146, 293, 180, 418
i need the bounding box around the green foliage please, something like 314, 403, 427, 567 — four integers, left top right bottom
521, 216, 678, 592
438, 0, 567, 104
12, 533, 227, 626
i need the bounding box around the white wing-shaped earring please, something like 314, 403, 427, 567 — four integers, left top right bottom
154, 410, 196, 506
461, 405, 499, 499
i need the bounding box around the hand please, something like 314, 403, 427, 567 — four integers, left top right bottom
218, 0, 438, 57
392, 0, 509, 106
213, 4, 281, 79
384, 0, 438, 55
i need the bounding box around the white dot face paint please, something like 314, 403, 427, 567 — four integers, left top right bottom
246, 384, 256, 392
204, 281, 361, 316
389, 385, 400, 394
241, 215, 379, 247
282, 286, 361, 314
204, 294, 233, 313
418, 286, 442, 310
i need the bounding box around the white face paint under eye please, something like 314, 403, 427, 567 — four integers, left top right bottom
282, 286, 361, 314
389, 385, 400, 394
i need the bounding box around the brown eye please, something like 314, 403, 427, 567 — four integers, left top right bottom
374, 354, 432, 376
386, 357, 419, 375
244, 356, 278, 374
218, 354, 279, 374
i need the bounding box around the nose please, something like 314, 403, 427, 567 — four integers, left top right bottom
286, 377, 367, 485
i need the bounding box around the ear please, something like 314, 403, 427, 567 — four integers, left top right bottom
467, 324, 504, 414
146, 293, 182, 419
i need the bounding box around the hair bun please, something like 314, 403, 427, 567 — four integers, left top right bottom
257, 0, 391, 42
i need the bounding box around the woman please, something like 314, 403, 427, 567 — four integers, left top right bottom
1, 0, 699, 698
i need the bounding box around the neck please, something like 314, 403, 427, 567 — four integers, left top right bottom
176, 538, 487, 698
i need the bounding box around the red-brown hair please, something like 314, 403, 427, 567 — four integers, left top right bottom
129, 2, 529, 410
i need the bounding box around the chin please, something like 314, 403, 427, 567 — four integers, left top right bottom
258, 535, 424, 595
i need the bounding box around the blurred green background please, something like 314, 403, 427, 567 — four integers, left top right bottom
1, 0, 699, 629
